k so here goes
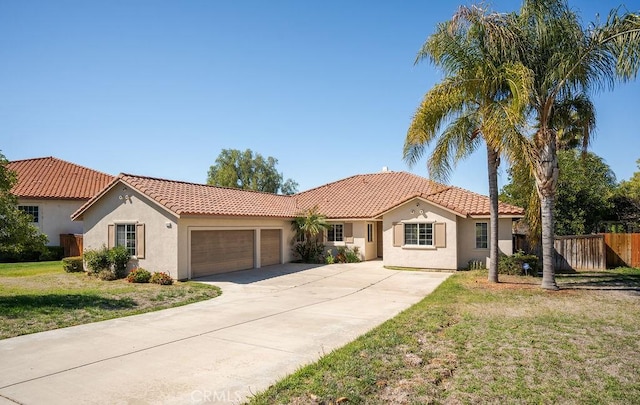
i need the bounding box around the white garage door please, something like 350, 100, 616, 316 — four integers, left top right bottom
191, 230, 255, 278
260, 229, 281, 267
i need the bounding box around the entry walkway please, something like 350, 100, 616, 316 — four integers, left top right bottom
0, 262, 450, 404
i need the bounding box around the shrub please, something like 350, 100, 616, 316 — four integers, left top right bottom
325, 250, 335, 264
150, 272, 173, 285
127, 268, 151, 283
335, 246, 361, 263
293, 241, 325, 263
84, 246, 111, 274
39, 246, 64, 261
62, 256, 84, 272
108, 245, 131, 279
97, 269, 117, 281
498, 251, 539, 276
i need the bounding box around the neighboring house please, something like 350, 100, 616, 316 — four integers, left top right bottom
72, 170, 524, 280
7, 157, 114, 247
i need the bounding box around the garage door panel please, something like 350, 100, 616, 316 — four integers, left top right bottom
191, 230, 254, 277
260, 229, 281, 267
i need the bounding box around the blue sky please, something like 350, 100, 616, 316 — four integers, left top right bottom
1, 0, 639, 195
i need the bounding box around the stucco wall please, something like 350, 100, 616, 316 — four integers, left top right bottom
178, 217, 296, 280
79, 185, 179, 278
382, 199, 458, 269
18, 198, 85, 246
324, 221, 371, 261
457, 217, 515, 269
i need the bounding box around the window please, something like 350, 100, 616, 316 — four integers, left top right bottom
367, 223, 374, 243
18, 206, 39, 223
116, 224, 137, 256
404, 223, 433, 246
476, 222, 488, 249
327, 224, 343, 242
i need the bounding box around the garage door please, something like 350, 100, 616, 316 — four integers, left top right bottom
260, 229, 281, 267
191, 230, 254, 278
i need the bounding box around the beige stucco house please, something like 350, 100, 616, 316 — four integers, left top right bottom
7, 157, 114, 248
72, 170, 524, 280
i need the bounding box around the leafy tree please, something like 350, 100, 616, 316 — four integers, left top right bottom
505, 0, 640, 289
404, 5, 531, 283
501, 150, 616, 236
0, 151, 48, 259
611, 159, 640, 229
207, 149, 298, 194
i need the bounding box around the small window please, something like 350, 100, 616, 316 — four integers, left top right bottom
116, 224, 137, 256
367, 223, 374, 243
476, 222, 488, 249
18, 206, 39, 223
327, 224, 343, 242
404, 223, 433, 246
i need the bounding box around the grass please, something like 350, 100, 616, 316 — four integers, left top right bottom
0, 261, 221, 339
248, 268, 640, 404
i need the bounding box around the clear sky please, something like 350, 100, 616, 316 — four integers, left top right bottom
1, 0, 639, 195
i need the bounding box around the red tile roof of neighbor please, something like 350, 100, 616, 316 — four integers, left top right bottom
73, 171, 524, 220
7, 157, 115, 200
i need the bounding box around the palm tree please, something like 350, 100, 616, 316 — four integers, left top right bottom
291, 205, 330, 263
510, 0, 640, 289
404, 5, 532, 283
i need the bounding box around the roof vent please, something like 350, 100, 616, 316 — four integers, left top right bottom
382, 166, 389, 172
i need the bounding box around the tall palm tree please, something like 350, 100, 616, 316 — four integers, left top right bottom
404, 5, 532, 283
511, 0, 640, 289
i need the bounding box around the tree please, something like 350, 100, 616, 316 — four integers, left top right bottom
291, 206, 330, 263
611, 159, 640, 230
207, 149, 298, 195
0, 152, 48, 259
508, 0, 640, 289
501, 150, 616, 236
404, 5, 531, 283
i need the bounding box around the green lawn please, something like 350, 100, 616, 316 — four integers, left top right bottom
0, 261, 221, 339
248, 269, 640, 404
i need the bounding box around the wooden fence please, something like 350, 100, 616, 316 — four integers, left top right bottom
60, 234, 83, 257
553, 234, 606, 271
518, 233, 640, 271
603, 233, 640, 268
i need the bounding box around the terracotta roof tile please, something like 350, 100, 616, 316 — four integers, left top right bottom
8, 157, 114, 200
119, 174, 297, 217
294, 171, 524, 218
73, 171, 524, 220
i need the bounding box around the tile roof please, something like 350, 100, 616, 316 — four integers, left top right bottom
73, 171, 524, 220
75, 174, 299, 219
8, 157, 114, 200
294, 171, 524, 218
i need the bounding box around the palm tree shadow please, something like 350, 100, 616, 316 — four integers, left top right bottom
0, 294, 137, 314
558, 272, 640, 293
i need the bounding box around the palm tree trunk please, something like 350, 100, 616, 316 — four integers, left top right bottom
534, 130, 559, 290
487, 144, 500, 283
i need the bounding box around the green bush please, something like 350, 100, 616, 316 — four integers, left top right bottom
335, 246, 361, 263
150, 272, 173, 285
498, 251, 539, 276
84, 245, 131, 279
293, 241, 325, 263
84, 246, 111, 274
62, 256, 84, 272
39, 246, 64, 261
127, 268, 152, 283
108, 245, 130, 279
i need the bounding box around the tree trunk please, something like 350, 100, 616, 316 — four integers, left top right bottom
534, 129, 559, 290
487, 144, 500, 283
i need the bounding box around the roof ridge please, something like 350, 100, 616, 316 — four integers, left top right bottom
9, 156, 114, 177
119, 173, 294, 197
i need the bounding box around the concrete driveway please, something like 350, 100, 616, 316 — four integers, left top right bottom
0, 262, 450, 404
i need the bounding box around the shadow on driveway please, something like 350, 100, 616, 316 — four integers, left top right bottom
193, 262, 325, 285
